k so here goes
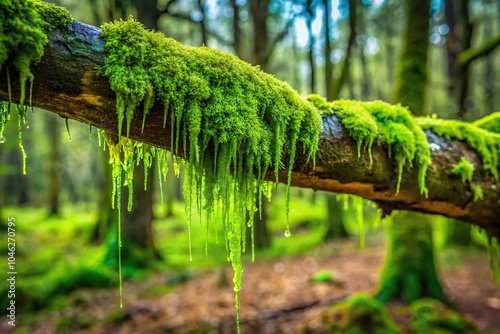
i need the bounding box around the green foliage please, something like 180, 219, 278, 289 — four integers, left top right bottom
321, 293, 401, 334
451, 157, 474, 183
416, 117, 500, 180
307, 95, 430, 195
310, 269, 334, 283
99, 17, 322, 332
33, 0, 73, 32
473, 111, 500, 134
471, 185, 483, 201
409, 298, 479, 334
55, 312, 92, 333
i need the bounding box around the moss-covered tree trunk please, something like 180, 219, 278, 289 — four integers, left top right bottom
46, 112, 60, 216
376, 212, 446, 303
90, 149, 114, 244
445, 219, 475, 247
375, 0, 447, 304
323, 194, 349, 241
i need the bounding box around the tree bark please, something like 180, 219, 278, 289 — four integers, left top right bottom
0, 22, 499, 230
46, 112, 61, 216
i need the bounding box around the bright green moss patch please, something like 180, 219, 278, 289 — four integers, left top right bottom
0, 0, 72, 173
416, 117, 500, 180
99, 17, 322, 331
320, 293, 401, 334
471, 185, 483, 201
410, 298, 479, 334
33, 0, 73, 32
451, 157, 474, 183
307, 96, 430, 195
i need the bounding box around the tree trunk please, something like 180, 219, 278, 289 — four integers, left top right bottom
376, 212, 447, 304
329, 0, 356, 100
323, 194, 349, 241
249, 0, 270, 73
120, 162, 162, 268
445, 219, 475, 247
324, 0, 333, 98
90, 148, 114, 244
46, 112, 61, 216
306, 0, 316, 94
249, 0, 272, 249
376, 0, 448, 304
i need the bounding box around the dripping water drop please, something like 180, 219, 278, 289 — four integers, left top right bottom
284, 230, 291, 238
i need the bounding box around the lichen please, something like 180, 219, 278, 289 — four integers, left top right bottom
307, 95, 430, 195
99, 17, 322, 332
416, 117, 500, 180
451, 157, 474, 183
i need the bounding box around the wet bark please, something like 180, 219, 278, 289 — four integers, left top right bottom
0, 22, 499, 230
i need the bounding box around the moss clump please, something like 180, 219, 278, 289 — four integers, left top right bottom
308, 95, 430, 195
451, 157, 474, 183
99, 17, 322, 332
471, 185, 483, 201
410, 298, 479, 334
0, 0, 72, 108
320, 293, 401, 334
33, 0, 73, 32
0, 0, 72, 173
416, 117, 500, 180
473, 111, 500, 134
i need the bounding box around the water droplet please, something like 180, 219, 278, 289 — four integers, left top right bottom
0, 136, 5, 143
284, 230, 291, 238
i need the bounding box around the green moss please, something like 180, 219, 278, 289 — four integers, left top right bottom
473, 111, 500, 134
376, 212, 447, 304
99, 17, 322, 332
0, 0, 72, 173
33, 0, 73, 32
470, 185, 483, 202
321, 293, 401, 334
416, 117, 500, 180
451, 157, 474, 183
307, 96, 430, 195
410, 298, 479, 334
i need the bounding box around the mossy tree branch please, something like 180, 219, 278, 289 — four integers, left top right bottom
458, 34, 500, 68
1, 22, 500, 230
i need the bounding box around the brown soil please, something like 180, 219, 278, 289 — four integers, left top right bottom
12, 239, 500, 333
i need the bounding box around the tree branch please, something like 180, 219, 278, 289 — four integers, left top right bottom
458, 34, 500, 68
0, 22, 499, 230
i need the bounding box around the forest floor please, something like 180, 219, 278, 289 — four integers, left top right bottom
7, 238, 500, 334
